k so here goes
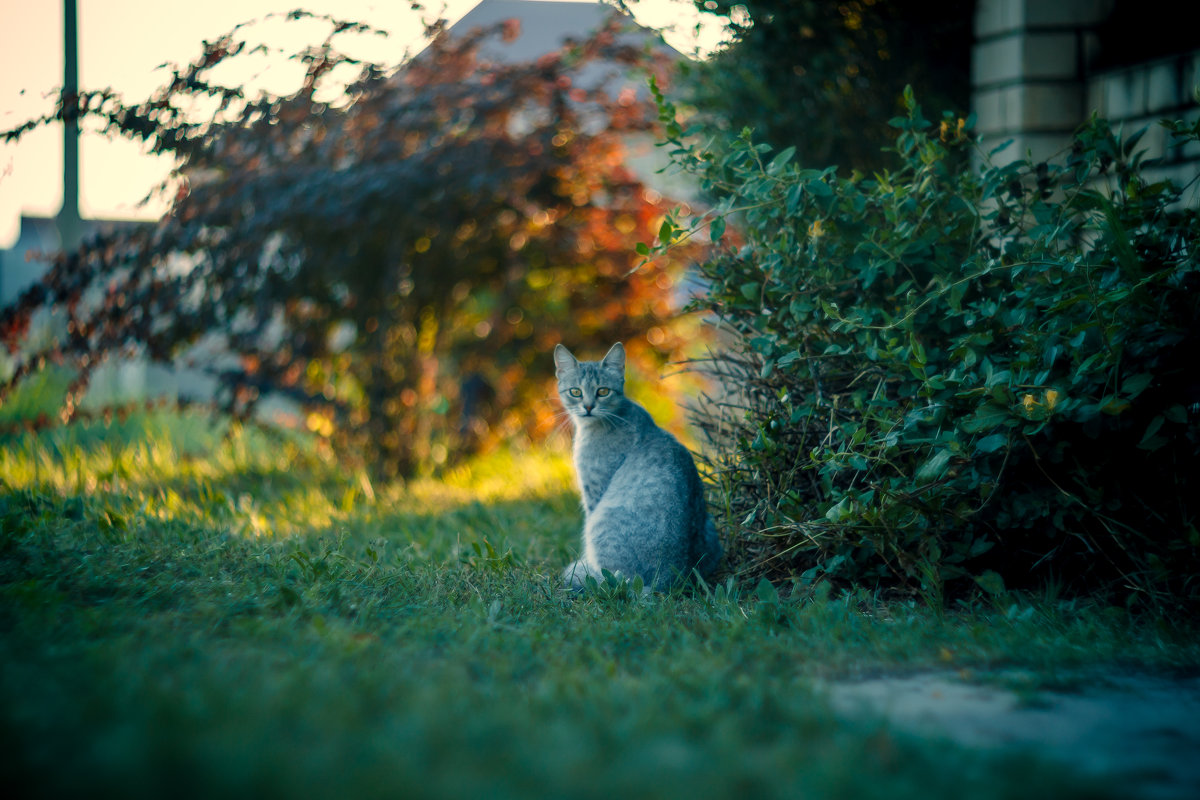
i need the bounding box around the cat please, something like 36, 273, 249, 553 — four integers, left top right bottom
555, 342, 722, 591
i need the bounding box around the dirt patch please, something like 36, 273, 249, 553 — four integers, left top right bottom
825, 672, 1200, 799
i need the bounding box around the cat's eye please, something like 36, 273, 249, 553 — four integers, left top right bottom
569, 388, 582, 398
597, 388, 610, 397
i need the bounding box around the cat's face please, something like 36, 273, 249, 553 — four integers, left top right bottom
555, 343, 625, 421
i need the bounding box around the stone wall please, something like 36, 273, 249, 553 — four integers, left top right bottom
1086, 52, 1200, 187
972, 0, 1199, 190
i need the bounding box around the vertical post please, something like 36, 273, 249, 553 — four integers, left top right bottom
58, 0, 83, 250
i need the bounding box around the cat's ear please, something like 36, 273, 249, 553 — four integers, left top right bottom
554, 344, 578, 375
601, 342, 626, 373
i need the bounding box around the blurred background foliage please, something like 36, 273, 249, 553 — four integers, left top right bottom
1, 10, 708, 480
681, 0, 975, 171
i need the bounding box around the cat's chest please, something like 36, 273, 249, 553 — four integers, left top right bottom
573, 432, 630, 512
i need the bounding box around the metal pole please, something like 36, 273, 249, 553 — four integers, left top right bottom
58, 0, 83, 250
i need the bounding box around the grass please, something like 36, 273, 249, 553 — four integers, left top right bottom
2, 410, 1197, 799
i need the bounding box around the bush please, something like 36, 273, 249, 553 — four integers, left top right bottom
655, 88, 1200, 606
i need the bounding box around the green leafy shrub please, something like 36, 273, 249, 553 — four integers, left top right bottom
655, 87, 1200, 606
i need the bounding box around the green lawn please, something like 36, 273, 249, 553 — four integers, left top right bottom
2, 412, 1195, 799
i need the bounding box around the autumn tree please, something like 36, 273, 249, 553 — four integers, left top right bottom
1, 11, 704, 479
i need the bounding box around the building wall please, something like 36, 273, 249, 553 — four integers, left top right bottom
1086, 52, 1200, 187
0, 216, 63, 308
972, 0, 1199, 189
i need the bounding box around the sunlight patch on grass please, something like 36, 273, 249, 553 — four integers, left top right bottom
0, 411, 302, 493
0, 410, 579, 549
432, 445, 575, 502
0, 410, 349, 540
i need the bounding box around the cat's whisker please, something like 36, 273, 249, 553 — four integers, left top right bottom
599, 412, 625, 432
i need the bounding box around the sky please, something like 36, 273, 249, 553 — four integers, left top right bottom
0, 0, 730, 248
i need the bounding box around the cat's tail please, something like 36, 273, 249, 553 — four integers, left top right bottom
697, 517, 723, 577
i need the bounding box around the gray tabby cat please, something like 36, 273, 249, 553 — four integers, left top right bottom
555, 342, 721, 591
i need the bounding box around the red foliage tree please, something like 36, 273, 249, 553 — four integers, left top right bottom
1, 12, 705, 478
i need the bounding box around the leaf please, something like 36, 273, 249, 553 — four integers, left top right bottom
973, 570, 1006, 597
1099, 195, 1142, 277
974, 433, 1007, 454
915, 449, 952, 483
710, 215, 726, 243
659, 219, 674, 245
968, 538, 995, 558
822, 554, 848, 575
755, 577, 780, 605
909, 333, 926, 366
785, 183, 804, 215
1138, 415, 1168, 451
1122, 372, 1153, 397
635, 241, 650, 256
960, 403, 1010, 433
1122, 124, 1150, 157
767, 146, 796, 174
988, 138, 1015, 157
776, 350, 802, 367
806, 179, 833, 197
1164, 404, 1188, 424
824, 496, 853, 522
1101, 397, 1131, 415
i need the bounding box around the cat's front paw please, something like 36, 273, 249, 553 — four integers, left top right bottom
562, 559, 602, 592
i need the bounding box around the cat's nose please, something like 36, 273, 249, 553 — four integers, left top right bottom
583, 402, 594, 414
